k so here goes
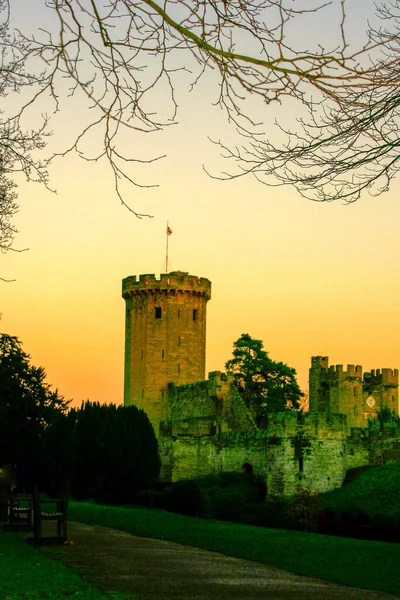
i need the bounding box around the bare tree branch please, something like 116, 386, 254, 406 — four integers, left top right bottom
207, 1, 400, 202
1, 0, 399, 255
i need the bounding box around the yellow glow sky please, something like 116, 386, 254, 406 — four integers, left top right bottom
2, 1, 399, 408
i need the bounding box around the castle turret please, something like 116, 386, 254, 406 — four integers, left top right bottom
363, 368, 399, 417
122, 271, 211, 435
309, 356, 329, 413
309, 355, 399, 430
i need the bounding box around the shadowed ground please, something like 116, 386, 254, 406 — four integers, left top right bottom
21, 521, 399, 600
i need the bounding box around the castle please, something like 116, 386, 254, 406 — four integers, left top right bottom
310, 356, 399, 430
122, 271, 211, 434
123, 271, 400, 497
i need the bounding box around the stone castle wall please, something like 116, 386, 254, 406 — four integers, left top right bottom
167, 371, 256, 437
160, 409, 350, 496
122, 271, 400, 497
159, 373, 400, 497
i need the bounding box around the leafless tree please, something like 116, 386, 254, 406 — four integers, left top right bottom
4, 0, 396, 212
211, 1, 400, 203
0, 0, 49, 271
0, 0, 398, 259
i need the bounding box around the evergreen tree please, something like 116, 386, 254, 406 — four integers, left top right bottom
225, 333, 303, 420
72, 402, 160, 502
0, 333, 68, 487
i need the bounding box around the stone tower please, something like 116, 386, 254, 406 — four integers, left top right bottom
309, 356, 399, 430
122, 271, 212, 435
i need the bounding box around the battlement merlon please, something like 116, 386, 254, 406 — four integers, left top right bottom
310, 357, 362, 380
208, 371, 233, 384
266, 411, 348, 435
364, 368, 399, 386
311, 356, 329, 369
341, 364, 363, 378
328, 364, 362, 378
122, 271, 212, 300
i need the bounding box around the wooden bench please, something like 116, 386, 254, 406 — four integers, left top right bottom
8, 493, 33, 528
32, 488, 68, 543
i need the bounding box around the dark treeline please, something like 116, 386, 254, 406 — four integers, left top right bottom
41, 402, 160, 502
0, 333, 160, 503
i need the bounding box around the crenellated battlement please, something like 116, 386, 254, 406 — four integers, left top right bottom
328, 364, 363, 379
311, 356, 329, 369
122, 266, 400, 493
364, 368, 399, 386
123, 270, 212, 436
311, 357, 362, 380
208, 370, 223, 381
169, 371, 234, 400
122, 271, 211, 299
311, 357, 399, 386
266, 411, 347, 436
310, 355, 399, 431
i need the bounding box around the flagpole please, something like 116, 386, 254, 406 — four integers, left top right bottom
166, 221, 169, 274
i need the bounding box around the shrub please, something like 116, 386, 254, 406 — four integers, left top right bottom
136, 471, 269, 524
196, 471, 268, 524
287, 486, 324, 532
168, 480, 204, 517
136, 480, 203, 517
70, 403, 160, 502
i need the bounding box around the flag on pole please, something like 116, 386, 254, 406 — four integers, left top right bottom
167, 225, 172, 235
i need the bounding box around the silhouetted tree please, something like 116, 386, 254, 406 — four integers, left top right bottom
72, 402, 160, 502
0, 333, 68, 488
226, 333, 303, 419
39, 408, 77, 497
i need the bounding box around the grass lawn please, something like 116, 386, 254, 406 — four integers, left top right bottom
69, 501, 400, 596
0, 529, 129, 600
322, 463, 400, 523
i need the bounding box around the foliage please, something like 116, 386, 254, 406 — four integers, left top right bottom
137, 462, 400, 543
137, 471, 268, 524
68, 500, 400, 596
287, 486, 324, 532
225, 333, 303, 419
0, 529, 130, 599
71, 402, 160, 502
166, 479, 204, 517
367, 406, 400, 430
0, 341, 160, 498
0, 333, 68, 487
39, 408, 77, 497
197, 471, 267, 524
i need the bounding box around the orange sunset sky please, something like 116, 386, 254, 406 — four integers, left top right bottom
2, 1, 399, 408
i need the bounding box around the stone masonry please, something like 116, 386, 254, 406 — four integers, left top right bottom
122, 271, 400, 497
122, 271, 211, 434
309, 356, 399, 430
158, 371, 400, 496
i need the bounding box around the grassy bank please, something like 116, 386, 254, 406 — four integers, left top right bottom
69, 501, 400, 596
0, 529, 129, 600
323, 463, 400, 519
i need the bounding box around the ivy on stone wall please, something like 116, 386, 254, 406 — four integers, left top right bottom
368, 408, 400, 431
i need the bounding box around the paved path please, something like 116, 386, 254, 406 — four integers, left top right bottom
32, 522, 399, 600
